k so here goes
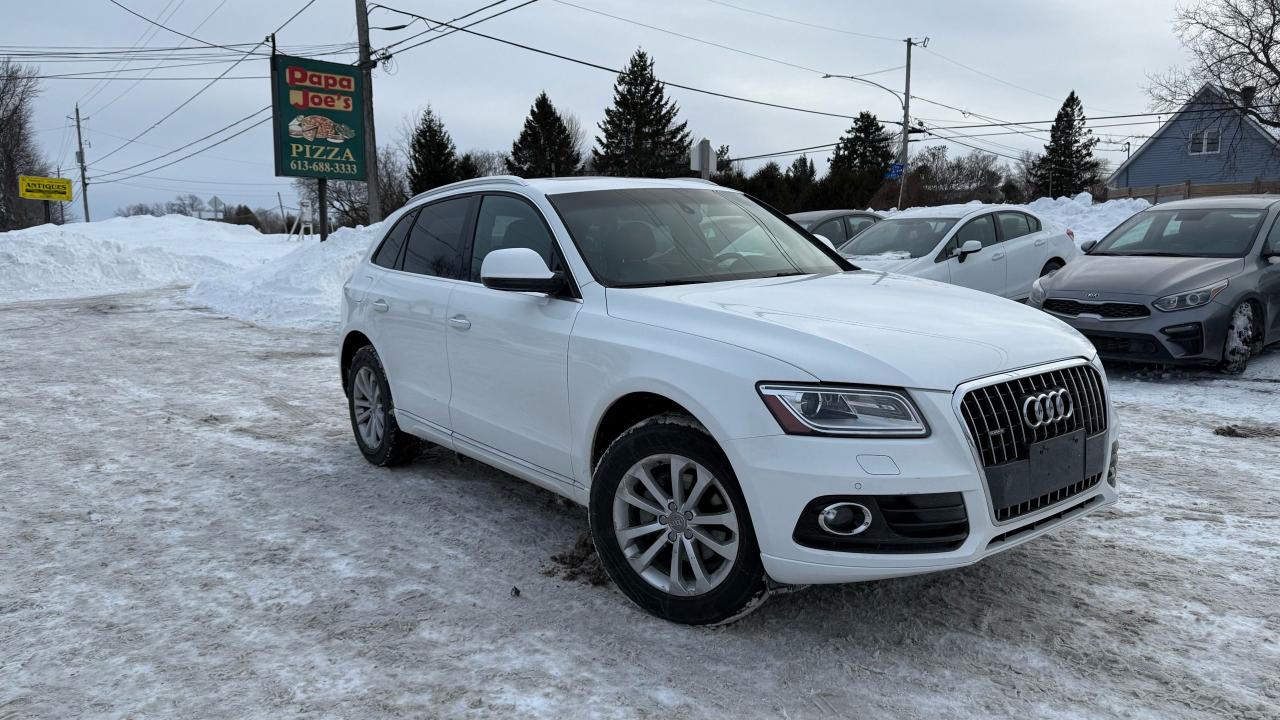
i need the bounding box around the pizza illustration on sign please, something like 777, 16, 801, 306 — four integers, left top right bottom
288, 115, 356, 143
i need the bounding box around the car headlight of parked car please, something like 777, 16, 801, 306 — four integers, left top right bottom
1029, 277, 1047, 307
1152, 280, 1228, 312
757, 384, 929, 437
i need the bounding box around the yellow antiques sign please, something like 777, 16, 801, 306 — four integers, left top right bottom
18, 175, 73, 202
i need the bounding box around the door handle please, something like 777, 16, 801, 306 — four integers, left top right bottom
449, 315, 472, 330
991, 252, 1006, 261
1034, 238, 1047, 246
371, 299, 389, 312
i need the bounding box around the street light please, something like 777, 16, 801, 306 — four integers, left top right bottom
823, 72, 910, 209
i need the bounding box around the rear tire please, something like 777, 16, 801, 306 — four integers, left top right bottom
347, 345, 420, 466
1218, 302, 1260, 375
589, 414, 767, 625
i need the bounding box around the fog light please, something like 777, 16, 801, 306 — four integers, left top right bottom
818, 502, 872, 536
1108, 441, 1119, 487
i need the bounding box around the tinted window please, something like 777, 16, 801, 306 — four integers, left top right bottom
813, 218, 845, 243
470, 195, 556, 282
548, 188, 842, 287
1266, 217, 1280, 254
845, 215, 877, 237
840, 217, 958, 258
957, 214, 999, 248
371, 209, 417, 269
1093, 208, 1265, 258
402, 196, 473, 278
996, 212, 1032, 240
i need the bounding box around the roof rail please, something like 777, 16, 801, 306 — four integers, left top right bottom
408, 175, 529, 203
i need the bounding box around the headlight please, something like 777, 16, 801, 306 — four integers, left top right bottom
1029, 278, 1047, 306
757, 384, 929, 437
1152, 280, 1228, 312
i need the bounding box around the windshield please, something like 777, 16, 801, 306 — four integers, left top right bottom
1092, 208, 1266, 258
838, 217, 959, 259
547, 188, 844, 287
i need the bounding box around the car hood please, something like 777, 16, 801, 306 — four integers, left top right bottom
1046, 255, 1245, 295
606, 271, 1095, 391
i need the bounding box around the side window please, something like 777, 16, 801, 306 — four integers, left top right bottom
402, 196, 473, 279
956, 214, 999, 249
1267, 217, 1280, 254
996, 211, 1032, 240
371, 209, 417, 269
470, 195, 557, 282
1026, 214, 1041, 233
812, 218, 845, 243
845, 215, 877, 238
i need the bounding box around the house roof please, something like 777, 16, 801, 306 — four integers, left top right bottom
1106, 83, 1280, 185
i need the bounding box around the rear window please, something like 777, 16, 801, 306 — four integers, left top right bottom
372, 209, 417, 269
401, 196, 473, 278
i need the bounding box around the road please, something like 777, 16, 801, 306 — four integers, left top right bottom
1, 290, 1276, 719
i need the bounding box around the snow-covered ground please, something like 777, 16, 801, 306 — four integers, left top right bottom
0, 288, 1276, 719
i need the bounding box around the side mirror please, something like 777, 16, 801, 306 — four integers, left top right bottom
954, 239, 983, 263
1267, 254, 1280, 266
480, 247, 564, 294
1080, 239, 1097, 253
814, 234, 836, 251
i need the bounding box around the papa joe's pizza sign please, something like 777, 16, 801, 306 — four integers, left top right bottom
270, 54, 366, 181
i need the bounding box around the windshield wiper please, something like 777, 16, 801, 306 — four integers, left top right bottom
1111, 251, 1186, 257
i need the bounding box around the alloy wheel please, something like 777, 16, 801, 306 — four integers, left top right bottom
611, 453, 740, 596
352, 365, 385, 448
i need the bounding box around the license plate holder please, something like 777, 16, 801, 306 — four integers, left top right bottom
983, 429, 1086, 512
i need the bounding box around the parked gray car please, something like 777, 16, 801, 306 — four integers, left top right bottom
1029, 196, 1280, 373
788, 210, 882, 248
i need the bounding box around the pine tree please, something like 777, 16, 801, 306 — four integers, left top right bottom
592, 49, 692, 177
407, 105, 460, 195
1030, 91, 1100, 198
506, 92, 581, 177
785, 155, 817, 211
821, 112, 894, 208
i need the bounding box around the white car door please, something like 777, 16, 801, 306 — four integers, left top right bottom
445, 194, 581, 480
371, 195, 475, 431
997, 211, 1048, 300
941, 213, 1006, 296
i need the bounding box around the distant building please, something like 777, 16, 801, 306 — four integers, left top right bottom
1108, 83, 1280, 194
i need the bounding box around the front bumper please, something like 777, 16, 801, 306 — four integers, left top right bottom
724, 373, 1120, 586
1036, 293, 1234, 364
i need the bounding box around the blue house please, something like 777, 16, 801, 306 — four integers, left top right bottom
1108, 83, 1280, 196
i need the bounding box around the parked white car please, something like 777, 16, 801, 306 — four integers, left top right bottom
340, 177, 1119, 625
841, 204, 1080, 301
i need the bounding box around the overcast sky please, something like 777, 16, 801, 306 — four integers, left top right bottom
9, 0, 1190, 220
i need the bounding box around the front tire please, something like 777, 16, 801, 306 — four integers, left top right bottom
1040, 258, 1064, 277
1218, 302, 1260, 374
347, 345, 420, 466
589, 415, 767, 625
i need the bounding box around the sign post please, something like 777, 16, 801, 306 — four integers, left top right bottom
269, 53, 366, 241
18, 175, 73, 225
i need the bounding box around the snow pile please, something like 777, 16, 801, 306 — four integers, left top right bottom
0, 215, 296, 304
186, 223, 382, 330
1026, 192, 1150, 246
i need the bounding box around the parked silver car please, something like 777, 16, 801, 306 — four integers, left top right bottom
787, 210, 882, 247
1029, 196, 1280, 373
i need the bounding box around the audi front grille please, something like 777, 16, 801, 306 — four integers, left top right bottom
959, 364, 1109, 522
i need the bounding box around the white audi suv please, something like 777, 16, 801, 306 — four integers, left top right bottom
340, 176, 1120, 625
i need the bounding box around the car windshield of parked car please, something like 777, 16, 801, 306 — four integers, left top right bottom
548, 188, 844, 287
1091, 208, 1266, 258
837, 217, 959, 259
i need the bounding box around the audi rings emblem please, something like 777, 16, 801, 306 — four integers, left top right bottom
1020, 388, 1073, 428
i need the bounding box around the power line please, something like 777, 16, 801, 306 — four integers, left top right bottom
701, 0, 903, 43
374, 0, 513, 52
37, 73, 266, 81
106, 0, 261, 55
379, 0, 541, 56
91, 106, 271, 177
377, 3, 863, 121
93, 116, 273, 184
79, 0, 183, 107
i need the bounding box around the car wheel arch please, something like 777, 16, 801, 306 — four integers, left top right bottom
341, 330, 374, 396
589, 391, 714, 473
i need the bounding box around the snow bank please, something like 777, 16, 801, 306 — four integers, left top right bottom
186, 223, 382, 330
0, 216, 296, 304
1026, 192, 1150, 246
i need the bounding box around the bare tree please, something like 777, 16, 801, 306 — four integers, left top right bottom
1148, 0, 1280, 130
291, 144, 413, 227
0, 59, 50, 230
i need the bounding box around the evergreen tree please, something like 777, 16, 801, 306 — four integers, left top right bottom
745, 162, 790, 210
407, 105, 460, 195
506, 92, 581, 177
821, 111, 894, 208
457, 152, 480, 181
592, 49, 691, 177
785, 155, 817, 210
1029, 91, 1100, 198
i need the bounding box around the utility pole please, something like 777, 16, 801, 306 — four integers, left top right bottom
73, 104, 90, 222
355, 0, 381, 223
897, 38, 927, 210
